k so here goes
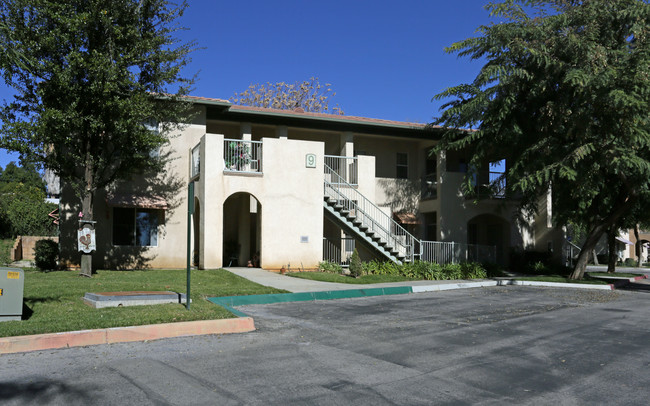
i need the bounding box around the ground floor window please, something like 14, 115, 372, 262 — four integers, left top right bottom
112, 207, 161, 246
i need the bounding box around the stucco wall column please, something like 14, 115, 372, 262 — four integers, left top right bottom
199, 133, 224, 268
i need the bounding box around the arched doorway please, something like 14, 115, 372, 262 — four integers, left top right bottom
192, 198, 201, 267
223, 192, 262, 267
467, 214, 510, 265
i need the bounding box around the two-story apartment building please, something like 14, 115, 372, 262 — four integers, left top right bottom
58, 96, 564, 271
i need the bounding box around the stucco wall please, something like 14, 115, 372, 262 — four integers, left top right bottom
197, 134, 325, 270
58, 107, 207, 270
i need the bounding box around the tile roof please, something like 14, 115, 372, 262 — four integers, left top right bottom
182, 94, 437, 130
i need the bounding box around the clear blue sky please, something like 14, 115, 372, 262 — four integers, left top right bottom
0, 0, 496, 169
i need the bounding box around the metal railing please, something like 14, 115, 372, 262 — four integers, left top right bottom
324, 155, 358, 185
420, 241, 497, 264
323, 237, 356, 267
324, 163, 418, 262
191, 143, 200, 178
471, 171, 506, 199
224, 139, 262, 173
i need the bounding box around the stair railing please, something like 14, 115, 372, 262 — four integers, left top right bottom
324, 164, 418, 262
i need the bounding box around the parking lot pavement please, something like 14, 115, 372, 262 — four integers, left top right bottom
1, 286, 649, 405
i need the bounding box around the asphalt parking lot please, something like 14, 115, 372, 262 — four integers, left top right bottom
1, 285, 649, 405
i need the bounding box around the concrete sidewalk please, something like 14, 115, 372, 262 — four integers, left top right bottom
223, 267, 492, 292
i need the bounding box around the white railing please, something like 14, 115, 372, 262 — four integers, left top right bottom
324, 155, 358, 185
420, 241, 497, 264
191, 143, 200, 178
324, 163, 418, 262
224, 139, 262, 173
323, 237, 356, 267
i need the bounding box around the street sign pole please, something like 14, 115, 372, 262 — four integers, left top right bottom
186, 181, 194, 310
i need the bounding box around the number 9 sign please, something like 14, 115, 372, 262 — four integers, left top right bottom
305, 153, 317, 168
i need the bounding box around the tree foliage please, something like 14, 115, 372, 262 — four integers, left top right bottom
230, 77, 344, 114
0, 162, 57, 237
0, 0, 196, 275
433, 0, 650, 279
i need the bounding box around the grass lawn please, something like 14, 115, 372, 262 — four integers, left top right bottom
0, 268, 286, 338
288, 271, 422, 284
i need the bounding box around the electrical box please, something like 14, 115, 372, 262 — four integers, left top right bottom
0, 267, 24, 322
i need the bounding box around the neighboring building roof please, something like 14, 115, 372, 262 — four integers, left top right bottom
181, 94, 440, 139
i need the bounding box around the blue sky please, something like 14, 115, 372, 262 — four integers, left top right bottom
0, 0, 496, 169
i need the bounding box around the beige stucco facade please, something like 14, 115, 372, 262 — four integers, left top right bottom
58, 98, 565, 270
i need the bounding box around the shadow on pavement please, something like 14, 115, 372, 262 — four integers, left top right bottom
0, 380, 95, 404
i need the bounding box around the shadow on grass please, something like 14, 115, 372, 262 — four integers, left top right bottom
21, 302, 33, 320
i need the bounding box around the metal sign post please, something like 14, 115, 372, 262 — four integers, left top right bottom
186, 182, 194, 310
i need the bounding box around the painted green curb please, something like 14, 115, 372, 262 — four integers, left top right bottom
208, 286, 413, 316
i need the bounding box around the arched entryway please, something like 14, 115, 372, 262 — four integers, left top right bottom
467, 214, 511, 265
223, 192, 262, 267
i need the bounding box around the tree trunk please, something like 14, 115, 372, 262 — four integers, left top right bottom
634, 224, 641, 267
79, 150, 94, 278
570, 226, 604, 279
571, 191, 637, 279
592, 248, 599, 265
607, 228, 617, 273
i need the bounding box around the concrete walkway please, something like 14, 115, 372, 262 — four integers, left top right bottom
223, 267, 493, 293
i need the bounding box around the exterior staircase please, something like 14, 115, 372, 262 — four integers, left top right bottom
324, 164, 417, 264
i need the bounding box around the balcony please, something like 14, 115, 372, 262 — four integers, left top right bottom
468, 171, 506, 199
224, 139, 263, 174
191, 143, 200, 179
421, 174, 437, 199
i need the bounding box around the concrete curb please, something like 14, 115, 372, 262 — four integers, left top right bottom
0, 317, 255, 355
2, 277, 621, 355
208, 279, 616, 314
496, 280, 615, 290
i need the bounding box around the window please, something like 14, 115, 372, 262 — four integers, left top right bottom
396, 152, 408, 179
113, 207, 161, 246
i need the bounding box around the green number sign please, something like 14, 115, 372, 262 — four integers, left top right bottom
305, 153, 317, 168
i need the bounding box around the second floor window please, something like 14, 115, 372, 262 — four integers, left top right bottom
396, 152, 408, 179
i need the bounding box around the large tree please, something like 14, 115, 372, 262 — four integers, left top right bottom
0, 0, 195, 276
433, 0, 650, 279
230, 77, 344, 114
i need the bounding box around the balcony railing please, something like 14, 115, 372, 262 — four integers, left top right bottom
419, 241, 496, 264
324, 155, 358, 186
468, 171, 506, 199
224, 139, 262, 174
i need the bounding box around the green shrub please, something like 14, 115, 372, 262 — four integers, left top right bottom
481, 262, 506, 277
318, 261, 343, 274
349, 249, 362, 278
0, 238, 13, 266
34, 239, 58, 271
460, 262, 488, 279
624, 258, 637, 267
